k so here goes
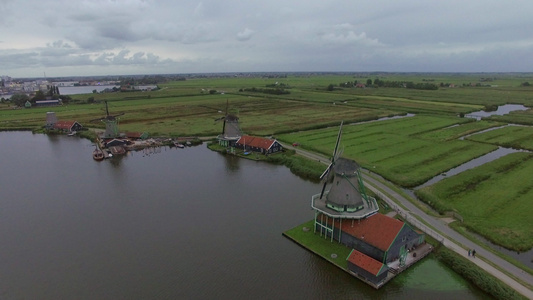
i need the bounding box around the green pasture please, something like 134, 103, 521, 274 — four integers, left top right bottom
283, 220, 352, 269
278, 115, 497, 187
331, 84, 533, 111
3, 73, 533, 254
416, 120, 504, 141
465, 125, 533, 151
416, 152, 533, 251
486, 108, 533, 126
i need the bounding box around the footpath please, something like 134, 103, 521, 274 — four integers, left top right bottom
285, 144, 533, 299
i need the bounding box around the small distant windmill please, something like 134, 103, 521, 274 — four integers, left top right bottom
215, 100, 242, 147
90, 101, 125, 138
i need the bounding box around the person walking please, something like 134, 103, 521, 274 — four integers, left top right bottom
468, 249, 471, 257
472, 249, 476, 258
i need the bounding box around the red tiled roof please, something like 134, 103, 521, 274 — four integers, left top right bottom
347, 249, 385, 276
125, 132, 144, 138
324, 213, 405, 251
237, 135, 276, 150
54, 120, 77, 130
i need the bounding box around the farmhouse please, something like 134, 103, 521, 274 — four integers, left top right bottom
53, 120, 83, 133
235, 135, 283, 154
315, 213, 424, 264
125, 132, 149, 140
347, 249, 389, 285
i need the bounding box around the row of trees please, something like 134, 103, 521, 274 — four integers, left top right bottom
239, 87, 290, 95
334, 79, 439, 90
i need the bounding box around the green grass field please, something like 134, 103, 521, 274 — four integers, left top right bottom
416, 152, 533, 251
465, 125, 533, 150
277, 115, 497, 187
2, 73, 533, 251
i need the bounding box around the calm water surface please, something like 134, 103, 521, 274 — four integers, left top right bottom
0, 132, 489, 299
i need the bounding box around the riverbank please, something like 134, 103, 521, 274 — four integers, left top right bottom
206, 142, 324, 181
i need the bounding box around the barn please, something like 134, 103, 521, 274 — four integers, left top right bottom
53, 120, 83, 133
315, 213, 424, 264
347, 249, 389, 284
235, 135, 283, 155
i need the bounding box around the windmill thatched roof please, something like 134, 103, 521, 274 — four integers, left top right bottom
333, 158, 360, 176
225, 114, 239, 122
326, 158, 364, 206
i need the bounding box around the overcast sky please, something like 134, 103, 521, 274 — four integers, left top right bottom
1, 0, 532, 77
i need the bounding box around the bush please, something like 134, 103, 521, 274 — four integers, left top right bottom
435, 247, 526, 300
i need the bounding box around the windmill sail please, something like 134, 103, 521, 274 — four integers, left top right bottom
319, 121, 343, 199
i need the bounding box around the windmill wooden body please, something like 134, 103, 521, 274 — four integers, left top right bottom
311, 122, 379, 242
90, 101, 125, 139
216, 100, 242, 148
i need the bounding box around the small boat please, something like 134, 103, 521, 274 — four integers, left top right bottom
67, 131, 77, 136
109, 146, 126, 155
92, 148, 104, 161
174, 142, 185, 148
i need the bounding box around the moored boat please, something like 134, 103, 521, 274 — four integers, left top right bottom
109, 145, 126, 155
93, 148, 104, 161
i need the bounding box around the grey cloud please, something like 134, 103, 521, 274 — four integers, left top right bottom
236, 28, 254, 42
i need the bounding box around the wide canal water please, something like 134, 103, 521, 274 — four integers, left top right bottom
0, 132, 490, 299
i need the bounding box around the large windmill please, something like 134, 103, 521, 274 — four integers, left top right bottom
311, 121, 379, 242
91, 101, 125, 138
216, 100, 242, 148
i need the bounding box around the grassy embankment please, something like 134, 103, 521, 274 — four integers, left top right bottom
416, 152, 533, 251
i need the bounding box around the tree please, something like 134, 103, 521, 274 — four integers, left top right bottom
10, 93, 30, 107
327, 84, 335, 91
59, 95, 71, 104
32, 90, 46, 102
366, 78, 373, 86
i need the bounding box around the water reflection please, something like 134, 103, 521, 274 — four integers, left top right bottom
466, 104, 529, 120
0, 132, 487, 299
222, 153, 241, 172
414, 147, 525, 189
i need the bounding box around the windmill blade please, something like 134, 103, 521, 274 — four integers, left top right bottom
334, 146, 344, 162
319, 181, 328, 199
225, 99, 229, 115
112, 112, 125, 118
90, 117, 106, 123
320, 163, 333, 180
331, 121, 343, 162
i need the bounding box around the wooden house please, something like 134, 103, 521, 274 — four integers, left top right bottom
235, 135, 283, 154
53, 120, 83, 132
125, 132, 149, 140
315, 213, 424, 264
347, 249, 389, 284
104, 138, 127, 148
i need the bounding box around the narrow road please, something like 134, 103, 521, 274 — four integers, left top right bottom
283, 143, 533, 299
